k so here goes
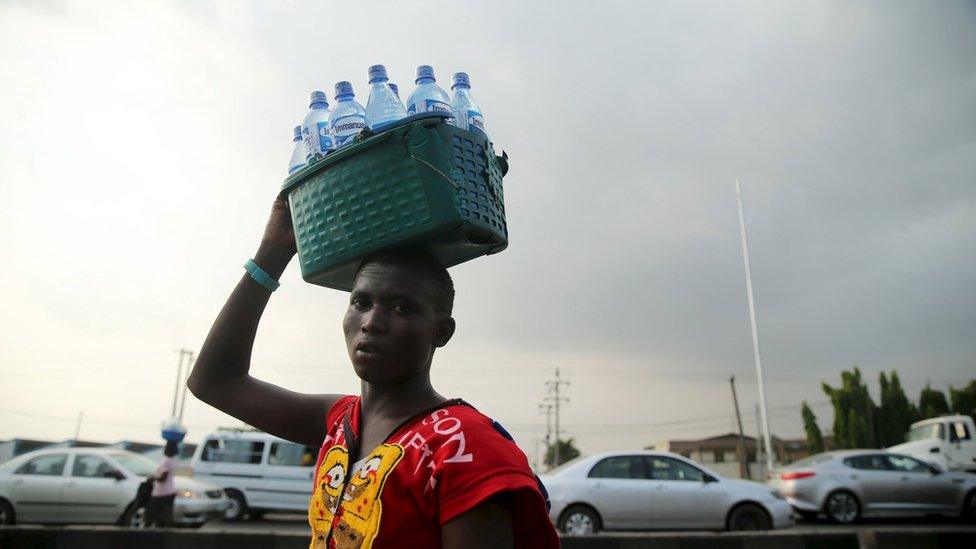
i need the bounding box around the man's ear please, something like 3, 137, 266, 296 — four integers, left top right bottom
434, 317, 456, 348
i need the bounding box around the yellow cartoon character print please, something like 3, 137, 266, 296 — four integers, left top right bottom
332, 444, 404, 549
309, 446, 348, 549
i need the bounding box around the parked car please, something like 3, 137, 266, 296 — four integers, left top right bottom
0, 447, 230, 527
538, 450, 792, 534
190, 429, 316, 521
767, 450, 976, 524
889, 415, 976, 473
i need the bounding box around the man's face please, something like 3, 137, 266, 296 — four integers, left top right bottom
342, 262, 452, 385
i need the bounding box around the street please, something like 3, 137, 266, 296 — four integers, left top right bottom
199, 512, 976, 535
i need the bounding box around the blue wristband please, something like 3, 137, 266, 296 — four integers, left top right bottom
244, 259, 280, 292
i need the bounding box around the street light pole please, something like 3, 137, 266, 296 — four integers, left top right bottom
735, 179, 774, 474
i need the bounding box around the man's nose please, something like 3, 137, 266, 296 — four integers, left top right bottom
361, 308, 388, 333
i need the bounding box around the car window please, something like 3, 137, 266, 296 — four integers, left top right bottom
110, 453, 158, 476
15, 454, 67, 476
268, 442, 315, 467
950, 422, 971, 442
908, 423, 945, 442
885, 454, 931, 473
843, 454, 889, 471
201, 439, 265, 464
588, 456, 645, 479
72, 455, 117, 478
645, 456, 704, 481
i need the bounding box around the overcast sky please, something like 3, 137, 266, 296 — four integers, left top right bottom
1, 0, 974, 465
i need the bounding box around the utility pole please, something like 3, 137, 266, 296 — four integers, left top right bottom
178, 351, 194, 423
539, 402, 553, 469
729, 376, 747, 479
754, 404, 763, 477
735, 179, 774, 474
74, 411, 83, 440
172, 349, 190, 418
544, 368, 570, 467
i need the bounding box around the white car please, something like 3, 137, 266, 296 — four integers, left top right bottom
0, 447, 230, 527
190, 429, 316, 521
539, 450, 793, 534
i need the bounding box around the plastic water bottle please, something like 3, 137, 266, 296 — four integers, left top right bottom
407, 65, 452, 116
329, 81, 367, 149
365, 64, 407, 130
287, 125, 307, 174
451, 72, 487, 136
301, 91, 334, 160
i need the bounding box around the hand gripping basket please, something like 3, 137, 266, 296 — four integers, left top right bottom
280, 112, 509, 291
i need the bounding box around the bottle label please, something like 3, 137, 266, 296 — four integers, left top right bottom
409, 99, 452, 116
467, 110, 486, 135
316, 121, 334, 152
332, 114, 367, 146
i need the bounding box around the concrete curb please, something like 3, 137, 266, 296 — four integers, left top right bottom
1, 526, 975, 548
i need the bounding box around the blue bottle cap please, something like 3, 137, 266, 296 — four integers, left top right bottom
451, 72, 470, 90
334, 81, 355, 99
368, 64, 389, 84
415, 65, 436, 84
292, 125, 302, 140
309, 90, 328, 107
389, 83, 400, 97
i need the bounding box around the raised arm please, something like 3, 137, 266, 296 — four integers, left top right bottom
187, 195, 343, 447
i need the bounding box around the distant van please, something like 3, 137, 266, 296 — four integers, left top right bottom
190, 428, 315, 521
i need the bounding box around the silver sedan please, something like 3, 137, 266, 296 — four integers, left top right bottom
539, 450, 793, 534
0, 447, 230, 527
768, 450, 976, 523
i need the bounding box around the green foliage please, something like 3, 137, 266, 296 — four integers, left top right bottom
949, 380, 976, 421
545, 438, 581, 468
822, 367, 878, 449
801, 401, 824, 454
919, 384, 950, 419
876, 371, 919, 447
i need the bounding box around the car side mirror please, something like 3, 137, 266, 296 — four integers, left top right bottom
104, 470, 125, 481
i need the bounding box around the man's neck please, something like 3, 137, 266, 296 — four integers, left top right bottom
359, 373, 446, 422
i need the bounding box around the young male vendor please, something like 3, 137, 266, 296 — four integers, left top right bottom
188, 196, 559, 549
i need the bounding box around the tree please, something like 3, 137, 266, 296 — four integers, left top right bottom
822, 367, 877, 449
876, 371, 919, 447
950, 380, 976, 421
545, 438, 581, 468
918, 384, 950, 419
801, 401, 824, 454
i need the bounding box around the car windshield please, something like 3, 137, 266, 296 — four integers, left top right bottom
110, 453, 159, 476
908, 423, 944, 442
787, 452, 834, 468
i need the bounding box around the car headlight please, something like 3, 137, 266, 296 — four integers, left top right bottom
178, 489, 200, 499
770, 489, 786, 500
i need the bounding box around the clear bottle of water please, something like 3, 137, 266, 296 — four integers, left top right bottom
451, 72, 487, 136
364, 64, 407, 130
287, 125, 307, 174
301, 91, 334, 160
329, 81, 367, 149
407, 65, 452, 116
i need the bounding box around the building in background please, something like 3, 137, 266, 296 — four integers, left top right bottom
647, 432, 833, 479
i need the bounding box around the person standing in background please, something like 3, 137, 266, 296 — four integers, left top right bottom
145, 440, 179, 527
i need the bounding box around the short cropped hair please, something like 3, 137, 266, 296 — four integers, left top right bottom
353, 247, 455, 316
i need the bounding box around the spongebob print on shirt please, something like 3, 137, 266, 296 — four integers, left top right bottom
309, 443, 404, 549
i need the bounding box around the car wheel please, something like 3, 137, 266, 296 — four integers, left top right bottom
121, 503, 147, 528
222, 489, 248, 522
963, 490, 976, 523
558, 505, 600, 535
727, 503, 772, 531
0, 498, 15, 526
824, 490, 860, 524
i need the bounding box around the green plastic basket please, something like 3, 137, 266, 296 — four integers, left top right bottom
280, 112, 509, 291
